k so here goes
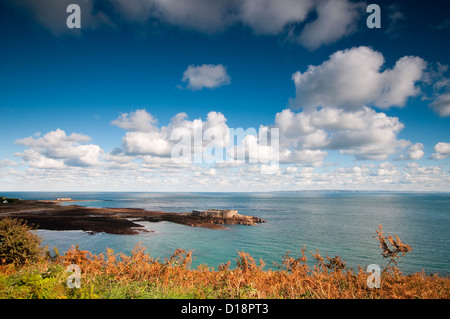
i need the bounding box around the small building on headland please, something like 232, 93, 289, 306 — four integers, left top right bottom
56, 198, 72, 201
192, 209, 238, 219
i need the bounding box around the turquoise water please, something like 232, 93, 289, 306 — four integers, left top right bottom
3, 191, 450, 275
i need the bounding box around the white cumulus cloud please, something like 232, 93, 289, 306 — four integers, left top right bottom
181, 64, 231, 91
113, 0, 232, 32
290, 46, 426, 111
112, 109, 230, 159
274, 106, 409, 161
296, 0, 364, 50
430, 93, 450, 117
431, 142, 450, 159
15, 129, 103, 168
0, 159, 19, 167
396, 143, 425, 161
239, 0, 314, 34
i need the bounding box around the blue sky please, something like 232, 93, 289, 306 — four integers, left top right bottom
0, 0, 449, 191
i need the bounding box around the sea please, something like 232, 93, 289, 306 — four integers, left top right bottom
2, 191, 450, 275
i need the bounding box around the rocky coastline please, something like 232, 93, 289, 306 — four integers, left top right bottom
0, 199, 266, 235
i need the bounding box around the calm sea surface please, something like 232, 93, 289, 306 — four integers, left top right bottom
3, 191, 450, 275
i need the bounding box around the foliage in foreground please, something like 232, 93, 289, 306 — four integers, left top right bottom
0, 224, 449, 299
0, 218, 42, 266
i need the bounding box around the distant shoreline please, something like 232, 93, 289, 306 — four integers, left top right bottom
0, 198, 265, 235
39, 199, 98, 203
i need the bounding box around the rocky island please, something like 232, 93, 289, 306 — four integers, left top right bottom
0, 198, 266, 235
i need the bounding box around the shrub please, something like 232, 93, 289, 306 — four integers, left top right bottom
0, 218, 42, 266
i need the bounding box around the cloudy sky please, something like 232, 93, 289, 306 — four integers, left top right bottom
0, 0, 449, 192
